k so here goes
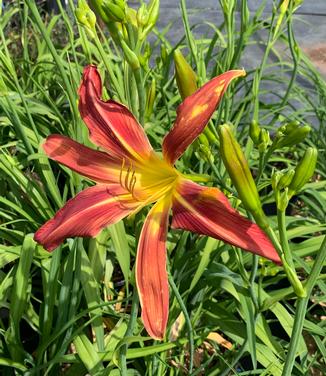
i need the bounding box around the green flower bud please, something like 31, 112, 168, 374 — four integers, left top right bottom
282, 256, 306, 298
274, 123, 311, 150
278, 188, 289, 211
137, 3, 149, 27
249, 120, 261, 145
218, 124, 266, 226
102, 0, 126, 23
173, 49, 197, 100
274, 0, 290, 38
76, 0, 97, 39
120, 40, 140, 70
138, 0, 159, 40
145, 78, 156, 120
126, 7, 138, 28
288, 147, 318, 198
282, 120, 300, 135
88, 0, 110, 24
197, 140, 214, 164
258, 128, 270, 153
148, 0, 160, 26
271, 170, 282, 191
278, 169, 295, 190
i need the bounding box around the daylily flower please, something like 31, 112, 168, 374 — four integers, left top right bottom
34, 65, 280, 340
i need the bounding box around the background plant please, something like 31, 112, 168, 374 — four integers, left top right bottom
0, 0, 325, 375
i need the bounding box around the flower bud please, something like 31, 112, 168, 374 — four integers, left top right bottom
288, 147, 317, 198
271, 170, 282, 191
76, 0, 97, 39
126, 7, 138, 28
137, 3, 149, 27
102, 0, 126, 23
218, 124, 266, 226
249, 120, 261, 145
258, 128, 270, 153
278, 188, 289, 211
120, 40, 140, 70
148, 0, 160, 27
274, 0, 290, 38
274, 123, 311, 150
197, 139, 214, 164
138, 0, 159, 39
278, 169, 295, 190
282, 257, 306, 297
173, 49, 197, 100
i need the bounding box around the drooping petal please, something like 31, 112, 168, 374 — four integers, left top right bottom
136, 197, 171, 340
34, 184, 138, 251
43, 134, 122, 184
171, 179, 281, 264
79, 65, 153, 161
162, 70, 246, 165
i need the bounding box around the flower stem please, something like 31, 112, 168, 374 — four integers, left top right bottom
277, 208, 295, 270
119, 290, 139, 375
282, 235, 326, 375
168, 274, 194, 373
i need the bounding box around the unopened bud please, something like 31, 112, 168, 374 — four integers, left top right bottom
197, 142, 214, 164
274, 0, 290, 38
258, 128, 270, 153
173, 49, 197, 100
102, 0, 126, 23
218, 124, 266, 226
282, 256, 306, 298
120, 40, 140, 70
76, 0, 97, 39
138, 0, 159, 39
288, 147, 318, 197
278, 169, 295, 190
126, 7, 138, 27
137, 3, 149, 27
278, 188, 289, 211
271, 170, 282, 191
250, 120, 261, 145
148, 0, 160, 27
274, 123, 311, 150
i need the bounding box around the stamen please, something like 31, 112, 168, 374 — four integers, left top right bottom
119, 158, 126, 189
119, 158, 140, 200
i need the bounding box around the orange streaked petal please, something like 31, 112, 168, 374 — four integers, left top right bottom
171, 179, 281, 264
162, 70, 245, 165
43, 134, 122, 184
79, 65, 153, 161
136, 197, 171, 340
34, 184, 138, 251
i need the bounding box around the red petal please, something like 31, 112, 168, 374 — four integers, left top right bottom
34, 185, 138, 251
171, 179, 281, 264
43, 134, 122, 184
79, 65, 153, 161
136, 198, 171, 340
162, 70, 245, 165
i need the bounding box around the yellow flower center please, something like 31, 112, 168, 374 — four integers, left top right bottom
119, 152, 179, 205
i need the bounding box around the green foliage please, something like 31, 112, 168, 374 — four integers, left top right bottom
0, 1, 325, 375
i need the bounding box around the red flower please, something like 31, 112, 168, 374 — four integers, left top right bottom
34, 65, 280, 340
